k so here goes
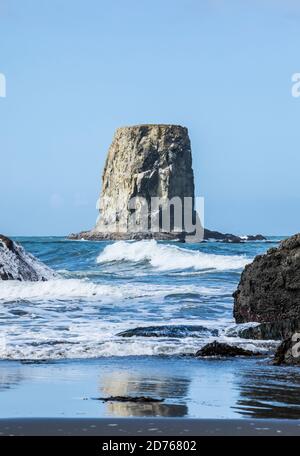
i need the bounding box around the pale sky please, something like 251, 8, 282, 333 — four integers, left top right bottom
1, 0, 300, 236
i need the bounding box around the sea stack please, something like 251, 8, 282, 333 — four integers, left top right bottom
70, 124, 200, 241
68, 124, 265, 243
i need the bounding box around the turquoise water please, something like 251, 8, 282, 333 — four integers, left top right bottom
2, 236, 300, 419
0, 237, 282, 359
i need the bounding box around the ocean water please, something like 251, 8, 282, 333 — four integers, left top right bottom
0, 237, 281, 360
2, 236, 300, 420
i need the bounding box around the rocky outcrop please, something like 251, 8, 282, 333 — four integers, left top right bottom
96, 125, 196, 235
273, 333, 300, 366
117, 325, 218, 338
233, 233, 300, 340
0, 234, 54, 281
195, 341, 260, 357
68, 124, 265, 243
234, 319, 300, 341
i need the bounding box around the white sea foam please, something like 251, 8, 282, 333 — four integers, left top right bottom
0, 278, 218, 302
0, 331, 277, 360
97, 240, 249, 272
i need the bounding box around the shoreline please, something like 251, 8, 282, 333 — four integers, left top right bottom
0, 418, 300, 436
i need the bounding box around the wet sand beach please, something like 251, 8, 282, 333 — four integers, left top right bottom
0, 418, 300, 436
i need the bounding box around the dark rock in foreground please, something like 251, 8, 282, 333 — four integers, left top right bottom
195, 341, 260, 357
95, 396, 164, 403
233, 233, 300, 330
273, 334, 300, 366
236, 319, 300, 341
0, 234, 54, 281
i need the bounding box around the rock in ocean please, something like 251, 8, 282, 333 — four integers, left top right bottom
195, 341, 260, 357
0, 234, 55, 281
70, 124, 199, 241
68, 124, 265, 243
233, 233, 300, 340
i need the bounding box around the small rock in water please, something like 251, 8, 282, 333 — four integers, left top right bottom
195, 341, 261, 357
117, 325, 218, 338
94, 396, 164, 403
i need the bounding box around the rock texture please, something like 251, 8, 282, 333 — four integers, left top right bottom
235, 319, 300, 341
233, 233, 300, 339
0, 234, 54, 281
195, 341, 260, 357
273, 333, 300, 366
96, 124, 195, 237
117, 325, 218, 338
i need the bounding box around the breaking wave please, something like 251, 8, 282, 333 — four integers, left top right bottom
97, 240, 249, 272
0, 278, 217, 303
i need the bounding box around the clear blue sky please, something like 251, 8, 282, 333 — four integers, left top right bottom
1, 0, 300, 236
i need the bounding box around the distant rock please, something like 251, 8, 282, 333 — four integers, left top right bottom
69, 227, 264, 243
233, 234, 300, 341
273, 333, 300, 366
0, 234, 55, 281
244, 234, 266, 241
203, 229, 242, 243
195, 341, 260, 357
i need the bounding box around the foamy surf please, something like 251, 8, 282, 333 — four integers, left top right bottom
0, 236, 282, 361
0, 330, 276, 360
97, 240, 250, 272
0, 278, 219, 302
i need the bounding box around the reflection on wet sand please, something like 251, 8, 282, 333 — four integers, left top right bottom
98, 370, 189, 417
0, 367, 24, 391
233, 363, 300, 419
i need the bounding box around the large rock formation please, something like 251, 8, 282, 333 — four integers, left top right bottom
0, 234, 54, 281
233, 233, 300, 339
68, 124, 265, 243
97, 124, 195, 236
71, 124, 199, 241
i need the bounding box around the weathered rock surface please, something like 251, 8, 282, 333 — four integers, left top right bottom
235, 319, 300, 341
117, 325, 218, 338
68, 124, 265, 243
0, 234, 54, 281
273, 333, 300, 366
195, 341, 260, 357
233, 234, 300, 335
97, 125, 195, 232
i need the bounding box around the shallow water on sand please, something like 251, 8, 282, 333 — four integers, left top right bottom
1, 357, 300, 419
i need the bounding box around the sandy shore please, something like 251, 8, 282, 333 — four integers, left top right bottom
0, 418, 300, 436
